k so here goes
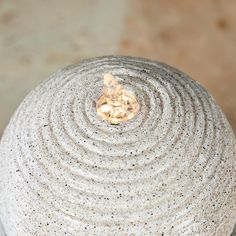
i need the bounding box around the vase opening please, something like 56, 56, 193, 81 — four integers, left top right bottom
96, 74, 139, 124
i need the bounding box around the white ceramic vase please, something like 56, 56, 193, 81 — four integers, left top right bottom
0, 56, 235, 235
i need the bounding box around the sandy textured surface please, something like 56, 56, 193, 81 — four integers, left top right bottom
0, 0, 236, 136
1, 56, 235, 235
0, 1, 236, 234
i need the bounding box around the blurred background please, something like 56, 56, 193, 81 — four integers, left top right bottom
0, 0, 236, 137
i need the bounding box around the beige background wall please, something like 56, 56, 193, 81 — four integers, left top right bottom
0, 0, 236, 136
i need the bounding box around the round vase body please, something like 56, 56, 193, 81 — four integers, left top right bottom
0, 56, 236, 236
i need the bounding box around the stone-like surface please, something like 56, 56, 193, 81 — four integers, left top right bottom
0, 221, 5, 236
0, 56, 235, 235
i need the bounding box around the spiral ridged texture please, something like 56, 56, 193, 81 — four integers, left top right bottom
0, 56, 236, 236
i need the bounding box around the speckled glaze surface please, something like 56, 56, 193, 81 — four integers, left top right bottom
0, 56, 236, 236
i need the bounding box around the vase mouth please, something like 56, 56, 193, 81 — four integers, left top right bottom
96, 74, 140, 125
